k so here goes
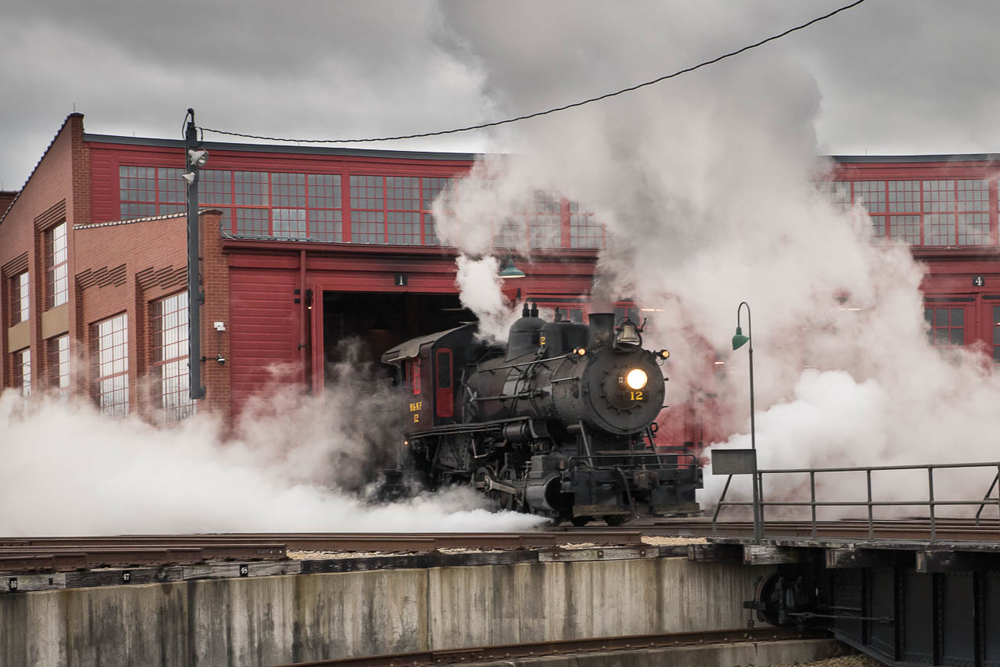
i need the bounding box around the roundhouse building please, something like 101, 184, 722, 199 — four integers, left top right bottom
1, 114, 999, 443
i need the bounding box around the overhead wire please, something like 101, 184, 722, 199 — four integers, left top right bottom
200, 0, 867, 144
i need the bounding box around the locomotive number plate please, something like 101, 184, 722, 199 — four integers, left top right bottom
629, 390, 644, 401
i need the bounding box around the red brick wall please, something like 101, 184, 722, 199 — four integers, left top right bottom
72, 210, 229, 421
0, 114, 83, 392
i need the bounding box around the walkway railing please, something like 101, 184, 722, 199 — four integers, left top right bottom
712, 460, 1000, 542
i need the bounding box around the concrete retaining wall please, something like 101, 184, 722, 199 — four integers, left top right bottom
0, 555, 770, 667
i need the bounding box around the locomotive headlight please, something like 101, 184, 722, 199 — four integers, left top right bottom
625, 368, 648, 390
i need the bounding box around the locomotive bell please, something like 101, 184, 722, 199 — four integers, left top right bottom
616, 319, 642, 347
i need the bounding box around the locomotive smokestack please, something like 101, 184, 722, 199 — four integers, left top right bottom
588, 312, 615, 348
530, 302, 539, 318
522, 302, 530, 318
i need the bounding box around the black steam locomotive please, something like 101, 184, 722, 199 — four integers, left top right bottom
381, 303, 702, 524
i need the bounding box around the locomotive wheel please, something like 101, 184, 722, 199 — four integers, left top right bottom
497, 465, 519, 512
604, 515, 629, 527
570, 516, 590, 527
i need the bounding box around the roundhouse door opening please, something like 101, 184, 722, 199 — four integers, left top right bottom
317, 291, 474, 388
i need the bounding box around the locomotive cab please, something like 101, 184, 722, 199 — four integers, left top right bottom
382, 324, 479, 432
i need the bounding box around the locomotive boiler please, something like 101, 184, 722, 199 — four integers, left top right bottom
381, 303, 702, 524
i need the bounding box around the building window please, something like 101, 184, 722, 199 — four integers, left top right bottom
386, 177, 421, 245
157, 168, 185, 215
308, 174, 342, 242
10, 271, 29, 324
530, 191, 562, 249
569, 201, 605, 248
119, 166, 157, 219
993, 306, 1000, 363
12, 348, 30, 398
925, 307, 964, 347
91, 313, 129, 417
151, 293, 195, 423
829, 179, 994, 246
421, 177, 453, 246
349, 175, 386, 244
47, 335, 70, 395
957, 180, 990, 245
45, 222, 68, 308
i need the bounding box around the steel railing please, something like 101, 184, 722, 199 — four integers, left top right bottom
712, 460, 1000, 542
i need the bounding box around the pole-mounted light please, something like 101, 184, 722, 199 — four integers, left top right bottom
184, 108, 206, 401
733, 300, 761, 542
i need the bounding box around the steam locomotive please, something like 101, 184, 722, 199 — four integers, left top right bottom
381, 303, 703, 524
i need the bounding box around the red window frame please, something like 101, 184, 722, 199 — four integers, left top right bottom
924, 306, 965, 347
407, 358, 421, 395
435, 349, 454, 419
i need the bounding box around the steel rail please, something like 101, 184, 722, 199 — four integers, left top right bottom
275, 627, 822, 666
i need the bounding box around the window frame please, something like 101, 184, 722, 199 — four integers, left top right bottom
45, 222, 68, 309
90, 312, 129, 417
150, 292, 196, 423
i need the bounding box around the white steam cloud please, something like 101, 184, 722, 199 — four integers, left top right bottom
0, 352, 546, 536
427, 6, 1000, 516
454, 254, 519, 342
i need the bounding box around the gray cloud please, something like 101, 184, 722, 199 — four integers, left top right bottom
2, 1, 1000, 187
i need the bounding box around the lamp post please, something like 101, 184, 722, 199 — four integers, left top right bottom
732, 301, 761, 542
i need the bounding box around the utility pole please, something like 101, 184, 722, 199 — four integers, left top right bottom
183, 108, 207, 400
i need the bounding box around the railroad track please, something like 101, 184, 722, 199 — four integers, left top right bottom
0, 531, 645, 573
273, 627, 824, 666
4, 516, 1000, 574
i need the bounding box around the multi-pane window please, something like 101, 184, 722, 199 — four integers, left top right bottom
350, 175, 386, 244
119, 166, 157, 219
494, 217, 524, 248
569, 201, 605, 248
530, 192, 562, 248
91, 313, 129, 417
200, 169, 233, 231
13, 348, 30, 398
271, 173, 306, 239
45, 222, 68, 308
116, 165, 612, 249
828, 179, 995, 246
47, 335, 70, 395
157, 168, 185, 215
820, 181, 852, 212
10, 272, 29, 324
151, 293, 195, 423
386, 177, 421, 245
308, 174, 342, 242
957, 180, 990, 245
421, 177, 453, 246
924, 307, 964, 347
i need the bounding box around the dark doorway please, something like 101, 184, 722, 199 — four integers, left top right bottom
321, 291, 475, 382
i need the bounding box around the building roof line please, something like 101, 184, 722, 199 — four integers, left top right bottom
84, 133, 484, 162
73, 209, 219, 230
0, 113, 83, 227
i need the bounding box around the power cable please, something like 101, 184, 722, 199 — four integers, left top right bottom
201, 0, 867, 144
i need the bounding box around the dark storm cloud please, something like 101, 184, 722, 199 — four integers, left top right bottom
2, 0, 1000, 187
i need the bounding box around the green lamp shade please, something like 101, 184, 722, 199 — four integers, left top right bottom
732, 326, 749, 350
499, 259, 526, 279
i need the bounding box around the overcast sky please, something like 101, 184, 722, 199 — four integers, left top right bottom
2, 0, 999, 190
